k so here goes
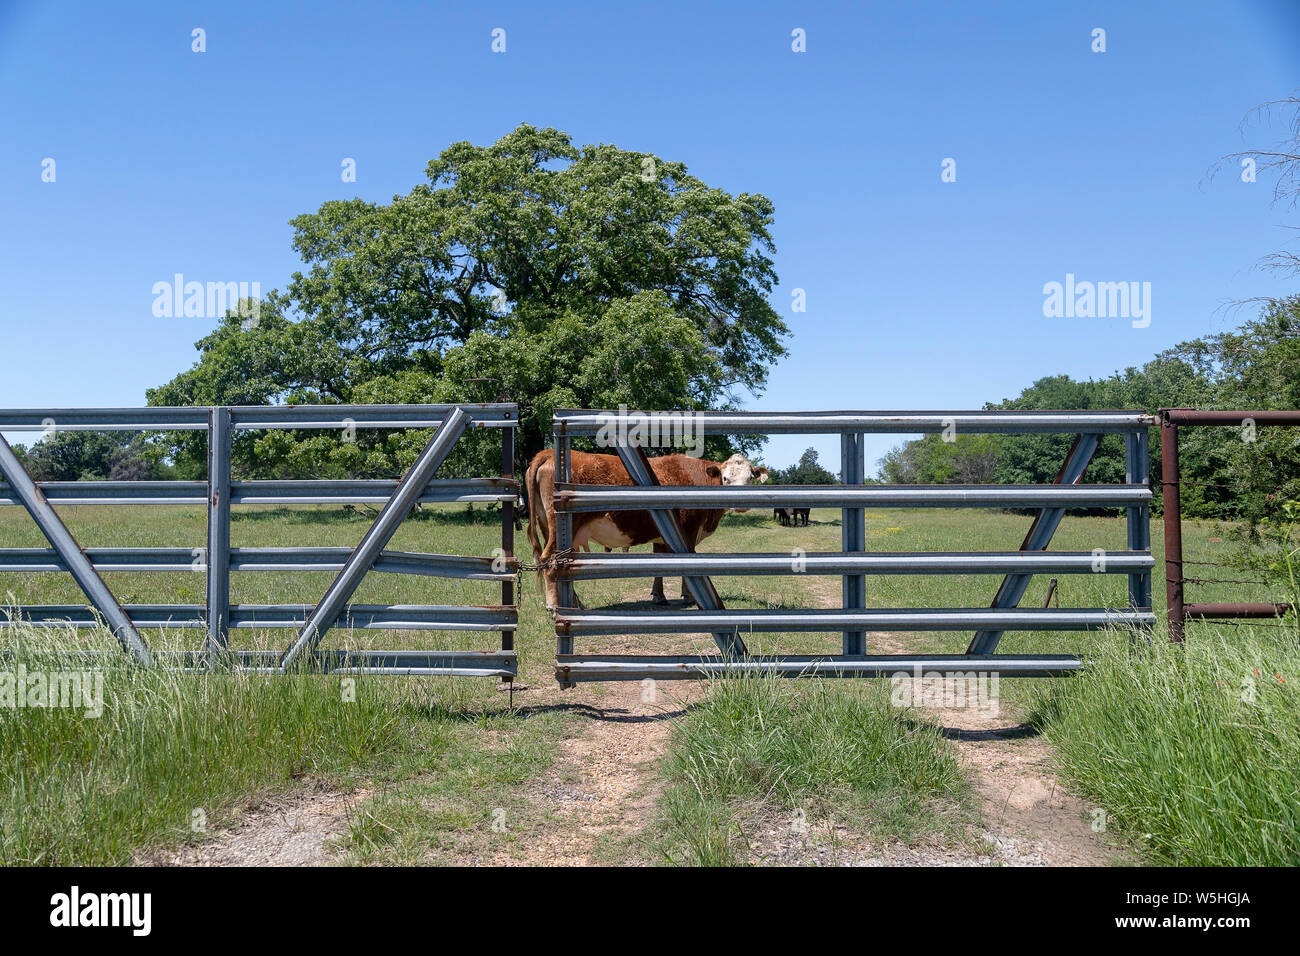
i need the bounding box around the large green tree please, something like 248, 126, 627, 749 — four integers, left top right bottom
150, 124, 788, 478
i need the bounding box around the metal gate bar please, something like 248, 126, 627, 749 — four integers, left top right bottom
0, 404, 519, 677
0, 432, 150, 664
612, 442, 745, 657
1, 604, 516, 629
556, 654, 1085, 682
206, 406, 233, 653
0, 478, 517, 506
0, 548, 516, 576
966, 433, 1100, 654
841, 431, 866, 655
1125, 429, 1152, 613
557, 550, 1154, 577
553, 484, 1147, 510
0, 649, 517, 678
551, 408, 1157, 682
281, 407, 470, 669
555, 607, 1153, 634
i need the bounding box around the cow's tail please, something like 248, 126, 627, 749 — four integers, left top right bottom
524, 451, 549, 571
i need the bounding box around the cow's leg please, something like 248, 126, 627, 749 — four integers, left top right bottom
539, 506, 584, 610
651, 542, 669, 605
539, 521, 561, 611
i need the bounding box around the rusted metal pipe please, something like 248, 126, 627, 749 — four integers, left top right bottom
1163, 409, 1300, 426
1184, 602, 1292, 619
1161, 414, 1185, 643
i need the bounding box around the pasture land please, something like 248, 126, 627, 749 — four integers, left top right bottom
1, 503, 1295, 865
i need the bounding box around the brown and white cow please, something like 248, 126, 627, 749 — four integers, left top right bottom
525, 449, 768, 609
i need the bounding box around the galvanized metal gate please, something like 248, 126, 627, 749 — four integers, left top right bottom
549, 409, 1156, 683
0, 404, 519, 677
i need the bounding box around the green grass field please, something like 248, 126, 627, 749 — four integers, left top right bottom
1, 502, 1296, 864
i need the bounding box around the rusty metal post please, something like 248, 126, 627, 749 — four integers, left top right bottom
1160, 413, 1185, 643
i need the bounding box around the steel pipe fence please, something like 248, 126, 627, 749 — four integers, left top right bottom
0, 404, 519, 678
1160, 408, 1299, 642
555, 654, 1086, 682
0, 649, 518, 679
551, 408, 1156, 683
0, 604, 517, 630
552, 484, 1150, 511
0, 547, 515, 577
558, 550, 1156, 578
0, 478, 517, 506
0, 404, 518, 431
552, 409, 1155, 435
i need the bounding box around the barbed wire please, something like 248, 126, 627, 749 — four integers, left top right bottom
1198, 618, 1295, 630
1184, 575, 1275, 586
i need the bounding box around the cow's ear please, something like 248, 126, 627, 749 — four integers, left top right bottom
706, 465, 722, 482
755, 466, 770, 483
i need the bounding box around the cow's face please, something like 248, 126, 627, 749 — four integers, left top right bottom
720, 453, 768, 486
720, 454, 769, 512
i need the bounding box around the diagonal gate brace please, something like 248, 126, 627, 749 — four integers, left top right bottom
613, 443, 747, 657
966, 433, 1100, 655
279, 406, 471, 670
0, 432, 151, 664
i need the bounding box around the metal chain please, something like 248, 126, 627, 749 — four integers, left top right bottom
514, 546, 576, 573
509, 547, 578, 607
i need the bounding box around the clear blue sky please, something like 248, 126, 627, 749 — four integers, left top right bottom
1, 0, 1297, 473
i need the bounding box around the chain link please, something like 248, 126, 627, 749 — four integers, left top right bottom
510, 547, 578, 608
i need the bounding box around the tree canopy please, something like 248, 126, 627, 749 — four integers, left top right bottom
149, 124, 788, 477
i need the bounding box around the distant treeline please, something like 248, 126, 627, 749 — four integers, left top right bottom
12, 298, 1297, 526
877, 297, 1300, 521
11, 432, 171, 483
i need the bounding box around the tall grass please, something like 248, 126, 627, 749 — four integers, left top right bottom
0, 625, 449, 865
655, 673, 970, 865
1029, 624, 1300, 865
